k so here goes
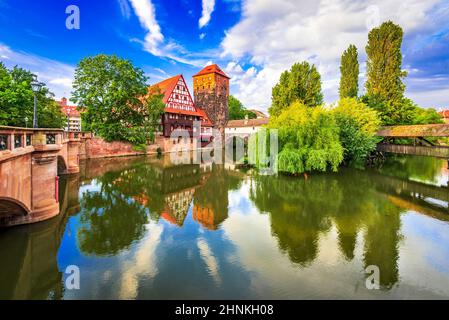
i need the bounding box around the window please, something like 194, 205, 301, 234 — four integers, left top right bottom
14, 134, 23, 148
0, 135, 8, 151
26, 134, 32, 146
46, 134, 56, 145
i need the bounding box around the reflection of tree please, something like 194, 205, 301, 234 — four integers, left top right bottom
250, 174, 341, 266
78, 187, 149, 257
250, 169, 404, 288
363, 199, 402, 289
77, 157, 214, 255
78, 163, 154, 256
378, 155, 444, 184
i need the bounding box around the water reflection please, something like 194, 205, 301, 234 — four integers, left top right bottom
0, 174, 80, 299
249, 171, 402, 288
0, 154, 448, 299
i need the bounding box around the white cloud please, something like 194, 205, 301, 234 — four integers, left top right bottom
117, 0, 131, 19
199, 0, 216, 28
199, 33, 206, 40
154, 67, 167, 75
0, 43, 75, 101
221, 0, 445, 111
128, 0, 164, 56
127, 0, 208, 67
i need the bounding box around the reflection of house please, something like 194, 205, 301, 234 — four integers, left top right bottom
440, 110, 449, 124
57, 97, 82, 131
193, 204, 218, 230
162, 188, 196, 226
225, 118, 269, 135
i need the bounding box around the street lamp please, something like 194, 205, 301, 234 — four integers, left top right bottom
25, 116, 29, 128
66, 109, 70, 131
30, 75, 43, 128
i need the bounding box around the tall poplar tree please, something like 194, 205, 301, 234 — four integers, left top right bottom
365, 21, 407, 104
339, 45, 359, 99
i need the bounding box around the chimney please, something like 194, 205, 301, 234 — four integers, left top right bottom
61, 97, 67, 106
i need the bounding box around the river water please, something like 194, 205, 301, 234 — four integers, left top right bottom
1, 154, 449, 299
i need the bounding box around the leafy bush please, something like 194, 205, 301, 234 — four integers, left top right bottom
268, 102, 344, 174
333, 98, 381, 165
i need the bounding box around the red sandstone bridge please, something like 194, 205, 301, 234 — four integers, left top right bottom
0, 126, 91, 227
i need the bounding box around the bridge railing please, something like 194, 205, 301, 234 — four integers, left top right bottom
0, 126, 68, 162
0, 127, 36, 162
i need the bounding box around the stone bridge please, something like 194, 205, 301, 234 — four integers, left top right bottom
0, 126, 86, 227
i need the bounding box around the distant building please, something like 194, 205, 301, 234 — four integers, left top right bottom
193, 64, 230, 136
148, 64, 229, 143
225, 118, 269, 136
248, 109, 268, 119
439, 110, 449, 123
148, 74, 209, 138
57, 97, 82, 131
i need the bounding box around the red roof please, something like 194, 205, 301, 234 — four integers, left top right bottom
149, 75, 182, 104
58, 98, 82, 117
439, 110, 449, 118
193, 64, 230, 79
149, 74, 206, 118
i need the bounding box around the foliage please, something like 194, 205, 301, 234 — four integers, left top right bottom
269, 61, 323, 117
142, 87, 166, 142
72, 54, 164, 144
0, 62, 65, 128
362, 95, 443, 125
268, 102, 344, 174
332, 98, 381, 165
365, 21, 407, 105
339, 44, 359, 99
229, 95, 256, 120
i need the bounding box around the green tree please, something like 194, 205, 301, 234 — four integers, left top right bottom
333, 98, 381, 165
0, 62, 65, 128
142, 88, 166, 143
268, 101, 343, 174
365, 21, 407, 106
269, 61, 323, 117
362, 95, 443, 125
72, 54, 163, 144
229, 95, 256, 120
339, 45, 359, 99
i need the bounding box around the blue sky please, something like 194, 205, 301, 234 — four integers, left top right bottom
0, 0, 448, 112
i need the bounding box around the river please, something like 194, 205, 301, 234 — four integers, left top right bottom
1, 154, 448, 299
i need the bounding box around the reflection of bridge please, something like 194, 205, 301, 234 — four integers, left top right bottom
377, 124, 449, 161
0, 126, 83, 227
368, 171, 449, 220
0, 173, 80, 299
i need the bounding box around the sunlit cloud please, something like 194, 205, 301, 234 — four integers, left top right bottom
199, 0, 216, 28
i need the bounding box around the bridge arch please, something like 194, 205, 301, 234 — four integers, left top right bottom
57, 155, 68, 175
0, 197, 30, 219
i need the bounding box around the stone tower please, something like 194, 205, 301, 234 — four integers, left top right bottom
193, 64, 230, 137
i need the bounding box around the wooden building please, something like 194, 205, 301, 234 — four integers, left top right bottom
149, 74, 213, 138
